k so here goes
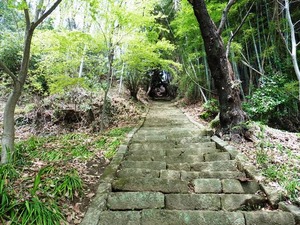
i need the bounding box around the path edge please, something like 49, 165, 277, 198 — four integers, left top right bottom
80, 110, 149, 225
211, 135, 300, 224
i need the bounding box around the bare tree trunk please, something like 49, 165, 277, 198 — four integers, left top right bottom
188, 0, 248, 132
283, 0, 300, 100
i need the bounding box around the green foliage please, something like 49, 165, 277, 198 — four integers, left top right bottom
0, 179, 16, 222
104, 139, 121, 159
107, 127, 132, 137
54, 170, 83, 200
243, 74, 298, 123
0, 32, 22, 73
200, 99, 219, 120
13, 197, 64, 225
0, 164, 19, 181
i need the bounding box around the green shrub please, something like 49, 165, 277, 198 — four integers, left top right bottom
243, 74, 298, 124
200, 99, 219, 120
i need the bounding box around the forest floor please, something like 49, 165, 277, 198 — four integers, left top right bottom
0, 89, 148, 225
180, 101, 300, 206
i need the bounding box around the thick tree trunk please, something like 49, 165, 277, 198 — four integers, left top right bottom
189, 0, 248, 132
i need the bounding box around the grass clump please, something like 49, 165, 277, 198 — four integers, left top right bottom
13, 197, 64, 225
54, 169, 83, 200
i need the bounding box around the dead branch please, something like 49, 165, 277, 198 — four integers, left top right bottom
217, 0, 236, 35
226, 2, 254, 57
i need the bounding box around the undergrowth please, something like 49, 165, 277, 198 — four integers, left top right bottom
253, 123, 300, 202
0, 126, 132, 224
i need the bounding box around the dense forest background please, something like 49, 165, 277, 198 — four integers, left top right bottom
1, 0, 300, 131
0, 0, 299, 224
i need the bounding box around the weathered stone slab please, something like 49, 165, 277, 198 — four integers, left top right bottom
191, 160, 237, 172
243, 211, 295, 225
221, 194, 267, 211
167, 163, 190, 171
130, 143, 173, 151
204, 152, 231, 161
98, 211, 141, 225
165, 155, 204, 164
183, 142, 217, 149
160, 170, 181, 180
165, 194, 221, 210
107, 192, 164, 210
193, 179, 222, 193
113, 178, 189, 193
117, 168, 160, 178
141, 210, 245, 225
222, 179, 244, 194
167, 148, 219, 157
181, 171, 246, 180
279, 202, 300, 224
122, 161, 166, 170
241, 181, 261, 194
126, 153, 166, 161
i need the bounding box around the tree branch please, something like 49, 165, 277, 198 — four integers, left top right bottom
0, 61, 19, 83
240, 52, 265, 76
217, 0, 236, 35
226, 2, 254, 57
278, 29, 292, 55
24, 8, 31, 30
32, 0, 63, 30
276, 0, 284, 8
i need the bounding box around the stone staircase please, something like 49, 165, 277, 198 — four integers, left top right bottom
81, 102, 296, 225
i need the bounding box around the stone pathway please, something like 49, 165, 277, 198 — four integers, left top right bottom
81, 102, 296, 225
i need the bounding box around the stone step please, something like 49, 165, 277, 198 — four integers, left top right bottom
190, 160, 238, 171
98, 210, 296, 225
136, 128, 202, 135
129, 142, 216, 152
112, 177, 259, 195
143, 121, 193, 127
112, 177, 190, 193
131, 135, 211, 144
121, 161, 166, 170
117, 168, 160, 178
166, 160, 238, 172
106, 192, 267, 211
117, 168, 247, 180
165, 193, 267, 211
126, 154, 204, 163
107, 192, 165, 210
166, 147, 219, 157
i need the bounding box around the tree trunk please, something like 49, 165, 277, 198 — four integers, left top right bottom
1, 84, 22, 163
284, 0, 300, 100
189, 0, 248, 132
1, 27, 34, 164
